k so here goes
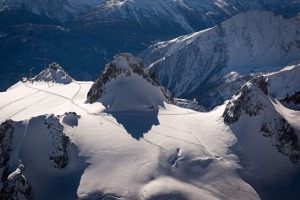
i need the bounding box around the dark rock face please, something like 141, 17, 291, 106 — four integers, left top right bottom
0, 115, 74, 198
44, 115, 70, 169
281, 91, 300, 105
261, 118, 300, 164
223, 77, 266, 125
86, 53, 173, 104
0, 120, 14, 180
0, 167, 32, 200
0, 120, 32, 200
223, 76, 300, 164
253, 76, 268, 95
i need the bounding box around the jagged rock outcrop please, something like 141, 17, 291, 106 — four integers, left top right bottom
0, 114, 82, 199
0, 166, 32, 200
44, 115, 70, 169
223, 76, 267, 124
0, 121, 32, 199
261, 118, 300, 164
33, 62, 73, 84
223, 76, 300, 163
0, 115, 71, 199
0, 120, 14, 181
281, 91, 300, 106
1, 115, 71, 173
86, 53, 173, 105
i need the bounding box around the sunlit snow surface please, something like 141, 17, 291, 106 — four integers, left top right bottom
0, 80, 259, 200
1, 74, 299, 199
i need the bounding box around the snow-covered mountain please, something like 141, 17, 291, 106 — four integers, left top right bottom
33, 62, 73, 84
223, 75, 300, 163
141, 11, 300, 110
1, 1, 300, 92
1, 0, 299, 25
222, 65, 300, 199
73, 0, 300, 32
86, 53, 172, 112
0, 55, 299, 199
0, 0, 76, 22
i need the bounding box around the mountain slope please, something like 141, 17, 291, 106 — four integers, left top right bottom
223, 76, 300, 163
222, 66, 300, 199
141, 11, 300, 109
0, 56, 300, 199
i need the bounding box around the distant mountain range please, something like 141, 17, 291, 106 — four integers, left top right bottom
141, 11, 300, 109
1, 0, 300, 91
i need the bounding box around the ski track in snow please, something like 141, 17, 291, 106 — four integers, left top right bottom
4, 82, 230, 164
2, 93, 52, 122
0, 90, 41, 111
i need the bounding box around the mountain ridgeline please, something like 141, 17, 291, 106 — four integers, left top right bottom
0, 0, 300, 91
141, 11, 300, 110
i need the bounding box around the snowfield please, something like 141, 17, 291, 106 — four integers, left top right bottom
1, 59, 300, 199
0, 80, 259, 200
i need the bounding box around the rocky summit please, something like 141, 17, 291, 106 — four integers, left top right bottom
86, 53, 172, 111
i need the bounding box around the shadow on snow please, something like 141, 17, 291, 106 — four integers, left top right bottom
108, 110, 160, 140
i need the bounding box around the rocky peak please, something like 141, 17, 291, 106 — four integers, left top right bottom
33, 62, 73, 84
86, 53, 173, 105
109, 53, 143, 71
223, 76, 300, 164
223, 76, 268, 125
